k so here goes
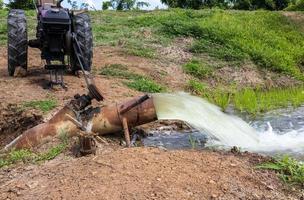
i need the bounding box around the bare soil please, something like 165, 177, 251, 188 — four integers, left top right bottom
0, 46, 303, 199
0, 148, 301, 200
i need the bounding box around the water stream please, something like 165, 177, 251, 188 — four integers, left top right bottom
144, 93, 304, 155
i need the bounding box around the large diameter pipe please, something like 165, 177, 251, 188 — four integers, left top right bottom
4, 96, 157, 151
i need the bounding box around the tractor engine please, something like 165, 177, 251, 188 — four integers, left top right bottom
7, 0, 93, 87
29, 6, 72, 63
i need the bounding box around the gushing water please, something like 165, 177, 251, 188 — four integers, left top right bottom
152, 93, 304, 154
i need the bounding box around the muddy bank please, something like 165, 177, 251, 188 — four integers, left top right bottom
0, 103, 42, 148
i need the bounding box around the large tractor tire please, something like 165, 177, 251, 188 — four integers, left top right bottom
7, 9, 28, 76
71, 13, 93, 72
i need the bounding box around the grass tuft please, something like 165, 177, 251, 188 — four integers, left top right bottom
23, 99, 57, 113
125, 78, 165, 93
186, 79, 206, 95
183, 59, 213, 79
257, 155, 304, 186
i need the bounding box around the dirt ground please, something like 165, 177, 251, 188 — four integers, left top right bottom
0, 148, 301, 200
0, 47, 303, 199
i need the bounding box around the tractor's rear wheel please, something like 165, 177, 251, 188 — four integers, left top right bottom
7, 9, 28, 76
71, 13, 93, 73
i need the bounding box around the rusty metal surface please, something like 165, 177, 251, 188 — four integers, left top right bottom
4, 95, 157, 151
91, 96, 157, 135
4, 107, 78, 151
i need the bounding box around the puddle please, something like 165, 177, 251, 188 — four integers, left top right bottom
142, 129, 207, 150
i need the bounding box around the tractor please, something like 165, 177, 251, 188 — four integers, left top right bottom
7, 0, 93, 87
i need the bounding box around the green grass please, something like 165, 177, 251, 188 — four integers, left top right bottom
100, 64, 142, 79
257, 155, 304, 186
183, 59, 213, 79
0, 144, 67, 168
125, 78, 165, 93
1, 9, 304, 76
186, 79, 206, 95
186, 80, 304, 114
23, 99, 57, 113
234, 87, 304, 114
0, 129, 68, 168
158, 10, 304, 79
100, 64, 165, 93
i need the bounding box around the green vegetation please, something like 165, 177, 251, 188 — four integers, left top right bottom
257, 155, 304, 186
100, 64, 165, 93
286, 0, 304, 10
6, 0, 35, 10
23, 99, 57, 113
161, 0, 290, 10
186, 79, 206, 95
233, 87, 304, 113
125, 77, 165, 93
0, 10, 303, 79
0, 129, 68, 168
159, 10, 304, 79
102, 0, 150, 10
188, 133, 198, 149
183, 59, 213, 79
186, 80, 304, 114
100, 64, 142, 79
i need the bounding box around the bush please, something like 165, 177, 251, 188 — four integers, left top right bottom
286, 0, 304, 10
6, 0, 35, 10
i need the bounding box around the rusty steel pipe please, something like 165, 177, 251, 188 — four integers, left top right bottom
3, 95, 157, 151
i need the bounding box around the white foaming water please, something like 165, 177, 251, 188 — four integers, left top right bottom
152, 93, 304, 154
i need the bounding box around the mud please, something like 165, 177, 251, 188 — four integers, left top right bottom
0, 103, 42, 148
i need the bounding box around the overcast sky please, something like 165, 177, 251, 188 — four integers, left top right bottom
4, 0, 167, 10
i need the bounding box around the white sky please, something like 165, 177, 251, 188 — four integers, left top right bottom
4, 0, 167, 10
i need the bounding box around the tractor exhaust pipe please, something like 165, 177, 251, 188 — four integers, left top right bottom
4, 94, 157, 151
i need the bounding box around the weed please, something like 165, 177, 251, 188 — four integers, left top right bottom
188, 133, 197, 149
23, 99, 57, 113
35, 143, 67, 162
125, 78, 165, 93
0, 130, 68, 168
186, 79, 206, 95
183, 59, 213, 79
125, 44, 156, 58
100, 64, 143, 80
0, 149, 34, 168
257, 155, 304, 186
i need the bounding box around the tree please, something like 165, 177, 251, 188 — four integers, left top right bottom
7, 0, 35, 9
161, 0, 228, 9
103, 0, 150, 10
102, 1, 112, 10
233, 0, 289, 10
0, 0, 3, 9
